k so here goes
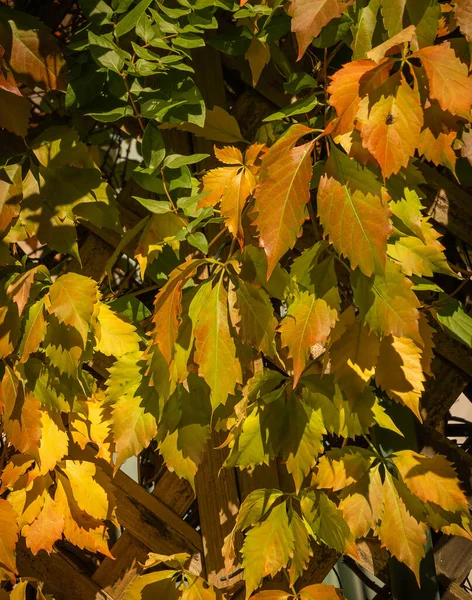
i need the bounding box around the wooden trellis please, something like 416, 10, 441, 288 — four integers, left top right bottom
15, 43, 472, 600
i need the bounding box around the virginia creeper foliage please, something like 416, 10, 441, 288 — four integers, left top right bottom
0, 0, 472, 598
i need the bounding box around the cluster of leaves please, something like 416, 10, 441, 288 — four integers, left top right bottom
1, 0, 472, 598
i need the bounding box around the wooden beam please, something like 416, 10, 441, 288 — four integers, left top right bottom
442, 582, 472, 600
435, 536, 472, 587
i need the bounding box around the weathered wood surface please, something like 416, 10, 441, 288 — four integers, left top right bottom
435, 536, 472, 587
442, 582, 472, 600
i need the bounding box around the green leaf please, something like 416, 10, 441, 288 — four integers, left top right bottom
236, 489, 284, 531
88, 32, 130, 73
263, 94, 320, 122
163, 153, 209, 169
133, 197, 172, 214
115, 0, 153, 38
86, 105, 134, 122
142, 121, 166, 169
187, 232, 208, 254
433, 298, 472, 349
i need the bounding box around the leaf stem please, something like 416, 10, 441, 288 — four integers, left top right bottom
122, 72, 145, 134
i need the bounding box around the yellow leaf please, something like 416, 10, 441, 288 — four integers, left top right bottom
37, 409, 68, 475
378, 471, 426, 584
94, 301, 140, 357
392, 450, 469, 513
242, 502, 294, 598
329, 315, 380, 399
375, 335, 425, 420
160, 105, 245, 144
245, 39, 270, 87
0, 499, 18, 575
135, 213, 185, 276
299, 584, 345, 599
45, 272, 98, 347
313, 447, 375, 492
70, 393, 112, 461
339, 492, 373, 540
7, 474, 51, 530
62, 460, 110, 521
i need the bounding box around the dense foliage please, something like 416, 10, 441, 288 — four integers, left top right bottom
0, 0, 472, 598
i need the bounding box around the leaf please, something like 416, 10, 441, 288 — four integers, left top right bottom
123, 571, 180, 600
299, 584, 345, 600
433, 298, 472, 349
62, 460, 110, 521
94, 302, 141, 357
313, 447, 375, 491
0, 499, 18, 575
246, 38, 270, 87
288, 511, 312, 585
414, 42, 472, 118
0, 7, 65, 90
288, 0, 351, 59
88, 31, 129, 74
70, 393, 112, 461
45, 273, 98, 347
378, 470, 426, 584
254, 124, 315, 277
242, 502, 294, 598
280, 291, 337, 387
135, 212, 186, 276
142, 121, 166, 169
388, 220, 455, 278
18, 298, 47, 363
201, 143, 263, 245
0, 89, 30, 137
366, 25, 416, 63
338, 490, 374, 539
193, 278, 242, 410
161, 106, 245, 143
381, 0, 407, 36
250, 592, 292, 600
317, 145, 392, 277
329, 314, 380, 399
352, 259, 421, 342
392, 450, 469, 513
106, 351, 159, 470
115, 0, 153, 37
302, 491, 350, 552
236, 489, 284, 531
22, 493, 64, 554
150, 259, 206, 366
453, 0, 472, 41
263, 95, 320, 122
228, 279, 277, 356
37, 409, 68, 475
43, 317, 84, 379
375, 335, 425, 419
357, 77, 423, 178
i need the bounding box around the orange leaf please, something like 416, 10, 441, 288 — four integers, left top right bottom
150, 259, 207, 366
414, 42, 472, 117
417, 101, 458, 172
357, 77, 423, 178
317, 145, 392, 276
289, 0, 351, 60
367, 25, 417, 64
6, 265, 47, 315
22, 492, 64, 554
279, 291, 337, 387
299, 584, 345, 599
254, 124, 314, 278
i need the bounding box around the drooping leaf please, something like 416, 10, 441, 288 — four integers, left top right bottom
45, 273, 98, 347
352, 259, 421, 342
0, 499, 18, 576
94, 302, 141, 357
317, 145, 392, 277
37, 409, 68, 475
242, 501, 294, 598
433, 298, 472, 349
254, 124, 315, 277
22, 493, 64, 555
299, 584, 345, 599
18, 298, 47, 363
279, 291, 337, 387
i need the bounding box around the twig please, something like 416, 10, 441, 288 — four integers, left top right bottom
122, 73, 145, 134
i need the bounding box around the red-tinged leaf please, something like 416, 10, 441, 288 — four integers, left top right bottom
317, 145, 392, 276
6, 265, 47, 315
0, 89, 30, 137
414, 42, 472, 117
0, 499, 18, 575
254, 124, 314, 278
0, 8, 65, 91
352, 259, 421, 343
279, 291, 337, 387
193, 278, 242, 410
150, 259, 206, 367
22, 493, 64, 555
357, 77, 423, 178
288, 0, 351, 60
452, 0, 472, 41
392, 450, 469, 513
45, 272, 98, 347
367, 25, 417, 63
299, 584, 345, 600
378, 471, 426, 584
327, 59, 392, 137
